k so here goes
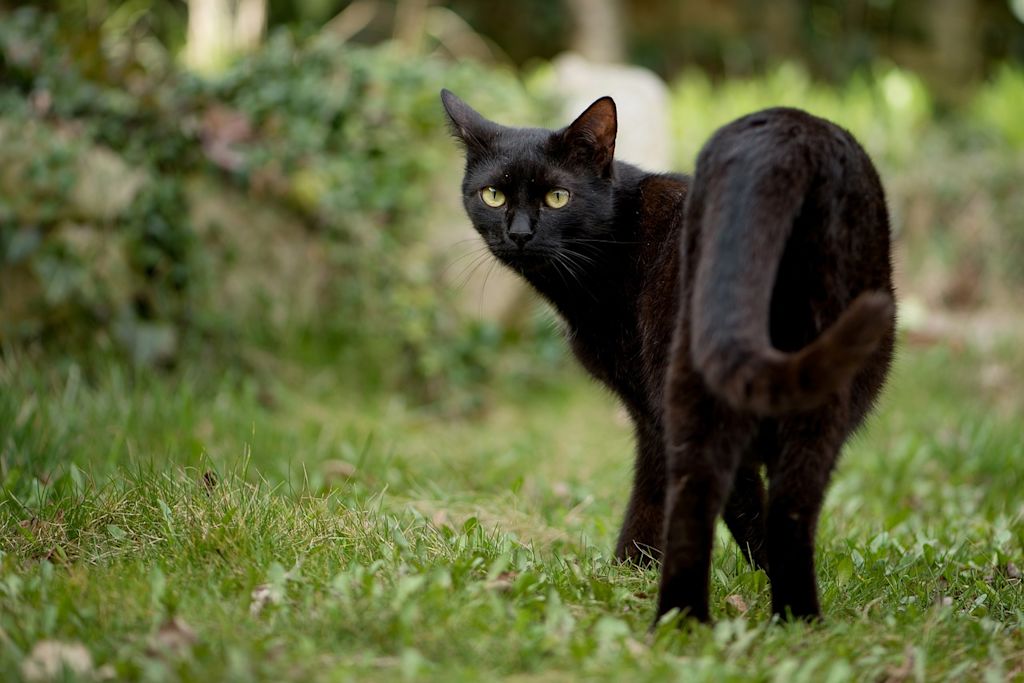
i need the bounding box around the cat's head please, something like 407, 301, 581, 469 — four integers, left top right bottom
441, 89, 618, 275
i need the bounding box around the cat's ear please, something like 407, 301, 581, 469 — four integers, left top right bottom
441, 89, 498, 156
559, 96, 617, 176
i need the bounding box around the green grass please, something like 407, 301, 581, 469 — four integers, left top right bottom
1, 336, 1023, 682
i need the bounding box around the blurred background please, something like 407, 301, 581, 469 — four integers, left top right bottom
3, 7, 1023, 677
1, 0, 1023, 418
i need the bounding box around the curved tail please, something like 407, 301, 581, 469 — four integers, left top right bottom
687, 156, 893, 416
696, 291, 894, 415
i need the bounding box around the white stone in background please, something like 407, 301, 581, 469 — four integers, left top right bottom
553, 53, 674, 172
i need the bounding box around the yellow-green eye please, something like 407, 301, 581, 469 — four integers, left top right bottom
480, 187, 506, 207
544, 188, 570, 209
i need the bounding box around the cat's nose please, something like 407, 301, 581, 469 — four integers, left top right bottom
508, 213, 534, 248
509, 231, 533, 248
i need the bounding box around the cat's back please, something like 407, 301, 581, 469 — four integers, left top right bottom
628, 172, 692, 411
690, 107, 890, 271
695, 107, 878, 186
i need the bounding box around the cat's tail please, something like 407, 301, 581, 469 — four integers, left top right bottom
688, 149, 894, 416
694, 291, 894, 416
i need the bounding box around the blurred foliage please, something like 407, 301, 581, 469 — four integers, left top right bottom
971, 64, 1024, 148
1, 3, 1023, 410
443, 0, 572, 64
0, 6, 557, 409
273, 1, 1024, 90
14, 1, 1024, 92
1, 7, 205, 365
670, 63, 934, 169
265, 0, 1024, 105
668, 60, 1024, 303
630, 0, 1024, 91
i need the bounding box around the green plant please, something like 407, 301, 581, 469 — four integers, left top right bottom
1, 336, 1022, 682
0, 6, 556, 406
972, 64, 1024, 150
670, 62, 933, 170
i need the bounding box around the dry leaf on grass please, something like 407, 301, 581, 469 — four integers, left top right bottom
430, 509, 451, 528
882, 646, 916, 683
484, 571, 518, 592
322, 459, 357, 484
724, 594, 749, 614
21, 640, 93, 681
624, 637, 648, 657
148, 617, 198, 657
551, 482, 572, 500
250, 583, 279, 616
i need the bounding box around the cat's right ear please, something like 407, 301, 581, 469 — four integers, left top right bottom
441, 89, 497, 156
557, 96, 617, 177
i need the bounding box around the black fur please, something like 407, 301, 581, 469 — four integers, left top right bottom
442, 89, 895, 623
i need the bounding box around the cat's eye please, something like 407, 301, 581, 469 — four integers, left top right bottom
480, 187, 506, 207
545, 188, 570, 209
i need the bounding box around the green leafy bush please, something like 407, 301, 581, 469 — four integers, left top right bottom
5, 5, 1020, 401
670, 63, 933, 169
195, 33, 552, 405
0, 7, 553, 404
0, 8, 201, 362
971, 65, 1024, 150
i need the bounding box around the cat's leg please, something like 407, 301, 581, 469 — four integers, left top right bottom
656, 381, 756, 623
722, 461, 769, 571
615, 418, 665, 565
764, 406, 846, 620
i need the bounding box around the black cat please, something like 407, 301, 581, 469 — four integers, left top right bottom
441, 89, 895, 623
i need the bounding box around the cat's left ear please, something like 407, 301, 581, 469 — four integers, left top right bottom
558, 96, 617, 177
441, 89, 498, 156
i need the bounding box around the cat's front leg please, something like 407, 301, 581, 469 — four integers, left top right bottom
615, 493, 663, 566
614, 417, 666, 565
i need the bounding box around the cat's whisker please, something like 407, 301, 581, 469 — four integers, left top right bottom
563, 252, 603, 303
444, 238, 488, 256
450, 237, 483, 245
545, 250, 574, 292
450, 250, 489, 283
477, 257, 501, 314
565, 237, 639, 246
561, 241, 621, 262
453, 251, 495, 292
549, 249, 598, 302
442, 244, 491, 278
556, 246, 594, 274
560, 247, 598, 267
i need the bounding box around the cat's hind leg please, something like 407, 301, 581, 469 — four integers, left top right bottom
723, 459, 769, 571
656, 375, 757, 623
764, 403, 847, 620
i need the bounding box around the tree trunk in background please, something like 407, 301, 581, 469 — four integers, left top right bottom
186, 0, 229, 70
755, 0, 799, 65
886, 0, 982, 105
395, 0, 430, 53
927, 0, 982, 103
565, 0, 625, 63
233, 0, 267, 53
186, 0, 267, 72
